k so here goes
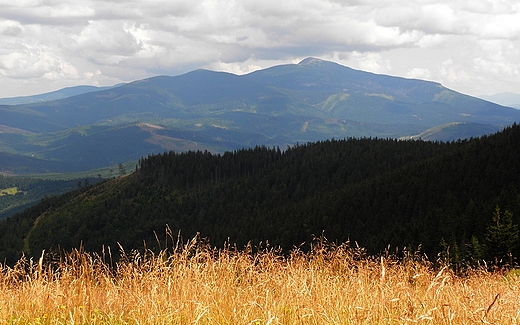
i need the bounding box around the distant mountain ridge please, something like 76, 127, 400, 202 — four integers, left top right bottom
1, 58, 519, 174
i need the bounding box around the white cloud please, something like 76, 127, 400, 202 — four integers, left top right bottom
439, 59, 471, 84
0, 0, 520, 97
71, 20, 143, 64
0, 20, 23, 36
0, 45, 78, 80
342, 52, 392, 74
415, 34, 447, 48
406, 68, 432, 80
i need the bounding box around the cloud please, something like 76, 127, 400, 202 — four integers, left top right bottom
71, 20, 143, 65
0, 0, 520, 97
406, 68, 432, 80
0, 45, 78, 80
342, 52, 392, 74
0, 1, 95, 26
0, 20, 23, 36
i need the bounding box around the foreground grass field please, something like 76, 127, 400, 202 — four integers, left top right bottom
1, 237, 519, 324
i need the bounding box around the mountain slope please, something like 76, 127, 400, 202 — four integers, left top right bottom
399, 122, 505, 141
246, 58, 519, 126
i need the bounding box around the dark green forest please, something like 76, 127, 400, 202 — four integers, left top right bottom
1, 124, 520, 267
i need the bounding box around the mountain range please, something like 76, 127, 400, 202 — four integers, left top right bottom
1, 57, 519, 174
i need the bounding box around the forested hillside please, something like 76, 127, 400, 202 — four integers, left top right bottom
1, 124, 519, 266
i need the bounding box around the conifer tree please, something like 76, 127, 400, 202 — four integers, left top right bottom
485, 206, 519, 265
464, 235, 484, 267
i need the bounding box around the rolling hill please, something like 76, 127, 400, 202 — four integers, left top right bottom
1, 57, 519, 174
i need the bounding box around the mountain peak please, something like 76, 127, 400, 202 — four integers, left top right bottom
298, 57, 325, 65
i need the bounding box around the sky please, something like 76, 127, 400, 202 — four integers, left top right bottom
1, 0, 519, 99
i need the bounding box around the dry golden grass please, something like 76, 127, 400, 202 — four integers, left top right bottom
1, 237, 520, 324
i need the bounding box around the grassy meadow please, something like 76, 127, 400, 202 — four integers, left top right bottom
0, 187, 19, 196
1, 237, 519, 324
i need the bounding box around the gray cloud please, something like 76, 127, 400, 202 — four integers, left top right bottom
1, 24, 23, 36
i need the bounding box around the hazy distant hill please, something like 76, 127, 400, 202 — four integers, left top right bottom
0, 85, 121, 105
1, 58, 519, 174
480, 92, 520, 109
